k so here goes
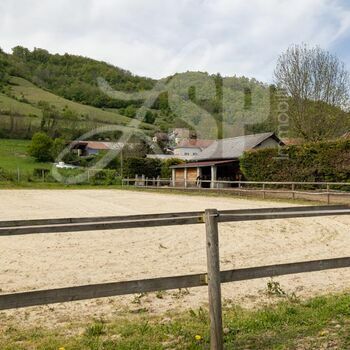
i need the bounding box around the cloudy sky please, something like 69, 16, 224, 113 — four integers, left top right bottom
1, 0, 350, 82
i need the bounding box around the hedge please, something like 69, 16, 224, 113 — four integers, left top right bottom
240, 139, 350, 183
123, 157, 162, 178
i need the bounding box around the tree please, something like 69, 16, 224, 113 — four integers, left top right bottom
274, 44, 350, 141
51, 138, 66, 160
28, 132, 53, 162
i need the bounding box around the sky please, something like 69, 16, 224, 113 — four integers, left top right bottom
1, 0, 350, 82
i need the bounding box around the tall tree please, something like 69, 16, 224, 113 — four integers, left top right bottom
274, 44, 350, 141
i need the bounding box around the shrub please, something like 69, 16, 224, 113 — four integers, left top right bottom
124, 157, 162, 178
0, 167, 15, 181
90, 169, 121, 185
240, 139, 350, 183
28, 132, 53, 162
161, 158, 183, 178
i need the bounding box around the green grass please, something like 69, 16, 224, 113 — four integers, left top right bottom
0, 139, 50, 172
9, 76, 155, 131
1, 293, 350, 349
0, 93, 42, 117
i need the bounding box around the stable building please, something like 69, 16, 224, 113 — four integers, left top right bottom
170, 132, 284, 188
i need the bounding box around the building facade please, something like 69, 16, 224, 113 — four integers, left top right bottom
170, 132, 284, 188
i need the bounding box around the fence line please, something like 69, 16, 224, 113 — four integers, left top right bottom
122, 178, 350, 204
1, 256, 349, 311
1, 205, 350, 349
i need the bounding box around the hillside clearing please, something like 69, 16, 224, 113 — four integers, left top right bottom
0, 77, 155, 136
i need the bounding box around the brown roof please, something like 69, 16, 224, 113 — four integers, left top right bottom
71, 141, 124, 150
170, 159, 236, 169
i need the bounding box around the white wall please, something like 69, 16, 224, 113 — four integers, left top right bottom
174, 147, 202, 157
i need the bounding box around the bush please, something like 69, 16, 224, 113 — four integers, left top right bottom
28, 132, 53, 162
240, 139, 350, 183
90, 169, 120, 185
161, 158, 183, 178
0, 167, 15, 181
124, 157, 162, 178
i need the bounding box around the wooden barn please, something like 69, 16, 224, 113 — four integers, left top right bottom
170, 132, 284, 188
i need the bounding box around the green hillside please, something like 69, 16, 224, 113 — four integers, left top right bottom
0, 75, 156, 139
0, 47, 278, 139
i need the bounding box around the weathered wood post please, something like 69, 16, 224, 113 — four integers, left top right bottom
292, 183, 295, 200
327, 184, 330, 205
205, 208, 223, 350
262, 183, 266, 199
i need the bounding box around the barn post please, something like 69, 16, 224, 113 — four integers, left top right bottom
172, 168, 176, 187
210, 165, 217, 189
205, 208, 224, 350
197, 167, 202, 188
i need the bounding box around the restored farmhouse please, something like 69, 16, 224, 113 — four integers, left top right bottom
170, 132, 284, 188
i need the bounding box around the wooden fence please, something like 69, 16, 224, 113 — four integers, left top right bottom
122, 177, 350, 204
1, 205, 350, 349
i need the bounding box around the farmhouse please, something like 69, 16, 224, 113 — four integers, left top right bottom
170, 132, 284, 188
173, 139, 214, 158
71, 141, 124, 157
147, 138, 214, 161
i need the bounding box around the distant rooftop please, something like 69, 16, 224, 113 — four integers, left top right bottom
194, 132, 283, 160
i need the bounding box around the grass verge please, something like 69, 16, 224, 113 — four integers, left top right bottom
1, 293, 350, 349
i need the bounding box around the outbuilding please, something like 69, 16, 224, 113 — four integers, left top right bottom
170, 132, 284, 188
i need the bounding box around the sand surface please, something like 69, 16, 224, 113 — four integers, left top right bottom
0, 189, 349, 326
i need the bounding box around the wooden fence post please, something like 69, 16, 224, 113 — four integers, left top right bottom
205, 209, 224, 350
262, 183, 266, 199
292, 184, 295, 200
327, 184, 330, 205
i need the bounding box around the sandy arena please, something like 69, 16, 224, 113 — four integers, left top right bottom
0, 189, 350, 326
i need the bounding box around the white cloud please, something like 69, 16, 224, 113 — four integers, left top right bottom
0, 0, 349, 81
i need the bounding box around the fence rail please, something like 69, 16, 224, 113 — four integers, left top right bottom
122, 178, 350, 204
1, 204, 350, 349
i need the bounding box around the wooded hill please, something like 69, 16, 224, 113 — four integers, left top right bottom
0, 46, 348, 140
